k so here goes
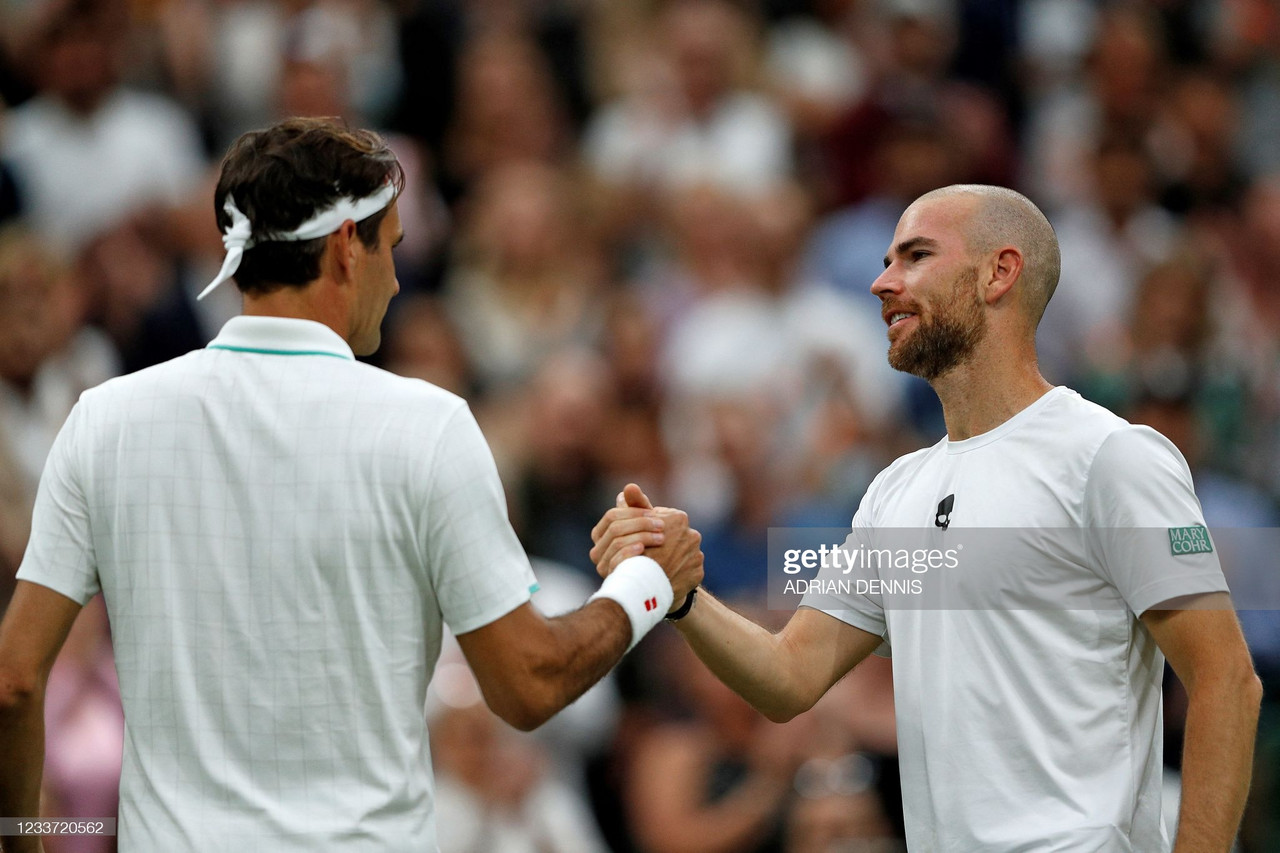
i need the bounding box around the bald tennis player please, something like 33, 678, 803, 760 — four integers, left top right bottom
593, 185, 1260, 852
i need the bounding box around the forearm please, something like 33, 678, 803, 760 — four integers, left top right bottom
543, 598, 632, 703
674, 590, 804, 722
1172, 673, 1263, 852
0, 690, 46, 853
497, 599, 630, 730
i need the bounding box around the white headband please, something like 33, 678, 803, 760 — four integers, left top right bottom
199, 181, 397, 300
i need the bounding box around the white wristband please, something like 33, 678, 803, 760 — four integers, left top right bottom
589, 555, 675, 652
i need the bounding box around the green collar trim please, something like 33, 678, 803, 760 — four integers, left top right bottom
208, 344, 353, 361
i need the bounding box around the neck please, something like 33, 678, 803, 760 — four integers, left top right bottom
241, 281, 351, 345
928, 333, 1053, 441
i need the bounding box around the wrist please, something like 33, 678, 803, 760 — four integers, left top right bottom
665, 587, 698, 621
589, 555, 674, 652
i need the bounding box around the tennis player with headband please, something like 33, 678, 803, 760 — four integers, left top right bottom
0, 116, 703, 853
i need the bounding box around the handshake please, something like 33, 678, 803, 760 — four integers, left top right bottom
589, 483, 704, 619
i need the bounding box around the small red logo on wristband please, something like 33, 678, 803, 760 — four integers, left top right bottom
644, 597, 657, 611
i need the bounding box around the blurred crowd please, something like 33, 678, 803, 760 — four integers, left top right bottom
1, 0, 1279, 849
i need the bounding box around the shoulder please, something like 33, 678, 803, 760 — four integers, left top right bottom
866, 439, 945, 501
79, 351, 206, 405
1020, 387, 1136, 459
1042, 389, 1183, 469
1076, 410, 1201, 527
1025, 389, 1194, 491
1043, 386, 1129, 431
345, 361, 469, 415
343, 365, 482, 462
1089, 423, 1189, 484
884, 439, 946, 479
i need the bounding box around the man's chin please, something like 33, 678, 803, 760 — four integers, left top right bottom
886, 340, 918, 376
888, 342, 948, 381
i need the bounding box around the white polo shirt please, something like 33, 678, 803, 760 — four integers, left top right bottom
807, 387, 1230, 852
19, 316, 538, 851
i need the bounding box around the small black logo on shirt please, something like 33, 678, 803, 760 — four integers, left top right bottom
935, 494, 954, 530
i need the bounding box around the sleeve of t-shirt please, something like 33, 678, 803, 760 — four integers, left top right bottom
1083, 425, 1230, 616
421, 402, 539, 635
16, 400, 100, 605
800, 502, 888, 644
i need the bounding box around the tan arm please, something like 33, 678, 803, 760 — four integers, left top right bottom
456, 599, 631, 731
1141, 593, 1262, 852
592, 484, 882, 723
459, 502, 703, 731
674, 591, 883, 723
0, 581, 83, 853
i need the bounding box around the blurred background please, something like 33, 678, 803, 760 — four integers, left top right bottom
0, 0, 1277, 849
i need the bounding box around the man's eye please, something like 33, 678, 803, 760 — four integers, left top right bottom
911, 251, 930, 261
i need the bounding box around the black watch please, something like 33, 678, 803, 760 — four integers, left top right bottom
665, 588, 698, 622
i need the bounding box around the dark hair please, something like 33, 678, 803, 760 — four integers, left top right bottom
214, 117, 405, 295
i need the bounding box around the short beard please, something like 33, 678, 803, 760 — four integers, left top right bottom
888, 265, 987, 381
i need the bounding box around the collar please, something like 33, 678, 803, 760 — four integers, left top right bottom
944, 386, 1066, 454
206, 315, 355, 361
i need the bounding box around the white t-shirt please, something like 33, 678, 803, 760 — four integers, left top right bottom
807, 386, 1229, 852
584, 92, 792, 194
2, 90, 205, 251
18, 316, 538, 851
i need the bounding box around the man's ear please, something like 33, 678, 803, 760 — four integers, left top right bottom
984, 246, 1023, 305
327, 220, 360, 285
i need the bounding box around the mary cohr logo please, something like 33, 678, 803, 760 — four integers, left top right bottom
1168, 525, 1213, 555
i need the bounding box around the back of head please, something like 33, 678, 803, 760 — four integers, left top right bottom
917, 184, 1061, 325
214, 117, 404, 295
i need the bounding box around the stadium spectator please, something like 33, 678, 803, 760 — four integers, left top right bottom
442, 160, 604, 394
1, 0, 205, 253
583, 0, 792, 204
819, 0, 1015, 209
1022, 3, 1168, 209
0, 227, 119, 584
624, 630, 814, 853
499, 350, 620, 577
1076, 251, 1250, 473
430, 677, 610, 853
1037, 131, 1179, 383
442, 32, 573, 199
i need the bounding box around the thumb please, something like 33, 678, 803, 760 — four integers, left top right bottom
617, 482, 654, 510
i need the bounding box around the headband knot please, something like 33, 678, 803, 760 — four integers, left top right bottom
199, 181, 396, 301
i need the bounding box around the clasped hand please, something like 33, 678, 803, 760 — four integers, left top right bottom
589, 484, 704, 612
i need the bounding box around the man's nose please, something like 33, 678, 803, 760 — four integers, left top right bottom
871, 266, 900, 300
